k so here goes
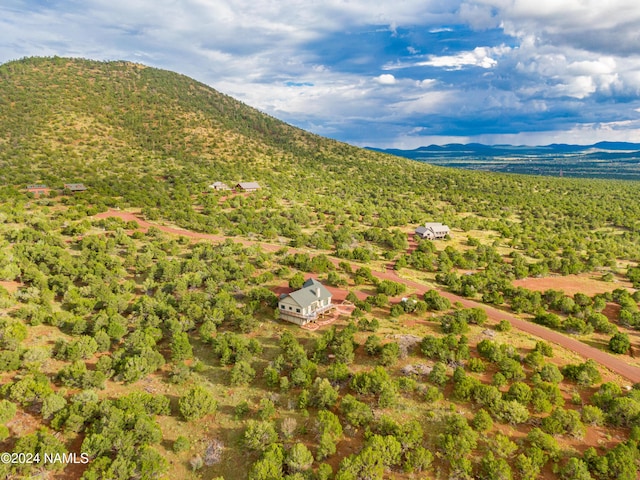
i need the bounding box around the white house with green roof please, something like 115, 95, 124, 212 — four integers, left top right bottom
278, 278, 333, 325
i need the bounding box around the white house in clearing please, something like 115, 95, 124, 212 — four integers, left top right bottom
209, 181, 231, 191
415, 222, 451, 240
278, 278, 333, 326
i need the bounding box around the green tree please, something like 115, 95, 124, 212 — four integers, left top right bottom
428, 362, 448, 386
403, 446, 433, 473
560, 457, 593, 480
286, 443, 314, 473
608, 332, 631, 354
340, 394, 373, 427
171, 332, 193, 362
289, 273, 305, 289
471, 409, 493, 432
179, 385, 217, 421
244, 420, 279, 452
480, 451, 513, 480
311, 378, 338, 409
316, 410, 343, 460
230, 360, 256, 386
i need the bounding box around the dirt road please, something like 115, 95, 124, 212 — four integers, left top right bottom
95, 209, 640, 383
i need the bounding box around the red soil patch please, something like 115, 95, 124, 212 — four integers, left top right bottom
512, 273, 632, 296
0, 280, 20, 293
95, 209, 283, 253
602, 302, 621, 322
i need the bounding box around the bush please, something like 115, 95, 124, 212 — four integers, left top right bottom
179, 385, 217, 421
581, 405, 604, 426
244, 420, 278, 452
541, 408, 585, 438
505, 382, 532, 405
467, 357, 486, 373
496, 320, 511, 332
562, 360, 601, 387
403, 446, 433, 473
428, 362, 448, 386
379, 342, 400, 366
173, 436, 190, 453
340, 394, 373, 427
609, 333, 631, 354
471, 409, 493, 432
495, 400, 530, 425
377, 280, 406, 296
0, 399, 17, 424
423, 289, 451, 311
539, 363, 564, 384
286, 443, 314, 473
230, 360, 256, 386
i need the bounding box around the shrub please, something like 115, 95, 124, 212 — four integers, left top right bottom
173, 436, 190, 453
471, 409, 493, 432
581, 405, 604, 426
609, 333, 631, 354
286, 443, 314, 472
496, 320, 511, 332
244, 420, 278, 452
179, 385, 217, 421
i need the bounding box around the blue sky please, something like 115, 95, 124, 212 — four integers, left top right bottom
2, 0, 640, 148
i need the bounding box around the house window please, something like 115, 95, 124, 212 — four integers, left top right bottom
280, 305, 285, 309
289, 307, 292, 310
296, 309, 300, 313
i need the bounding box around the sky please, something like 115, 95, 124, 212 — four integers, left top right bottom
2, 1, 640, 148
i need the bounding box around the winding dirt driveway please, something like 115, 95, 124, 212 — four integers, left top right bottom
381, 268, 640, 383
95, 210, 640, 383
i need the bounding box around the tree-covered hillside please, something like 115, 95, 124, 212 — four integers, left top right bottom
2, 57, 640, 480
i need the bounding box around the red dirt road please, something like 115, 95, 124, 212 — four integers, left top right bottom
95, 209, 640, 384
381, 268, 640, 384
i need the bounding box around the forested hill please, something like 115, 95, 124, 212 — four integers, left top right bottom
1, 56, 640, 245
0, 56, 428, 223
0, 56, 342, 184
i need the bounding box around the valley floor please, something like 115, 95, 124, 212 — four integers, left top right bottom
96, 209, 640, 384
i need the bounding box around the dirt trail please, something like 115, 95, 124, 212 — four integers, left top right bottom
379, 266, 640, 384
95, 209, 640, 383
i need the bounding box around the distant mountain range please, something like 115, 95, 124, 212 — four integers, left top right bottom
369, 142, 640, 180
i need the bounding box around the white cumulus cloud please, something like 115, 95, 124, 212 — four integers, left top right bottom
376, 74, 396, 84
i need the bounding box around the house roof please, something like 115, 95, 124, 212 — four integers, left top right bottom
415, 226, 429, 234
26, 184, 48, 189
209, 181, 230, 189
237, 182, 261, 190
64, 183, 87, 191
285, 278, 332, 309
424, 222, 449, 230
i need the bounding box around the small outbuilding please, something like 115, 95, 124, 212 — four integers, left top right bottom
278, 278, 333, 326
64, 183, 87, 193
26, 184, 50, 197
415, 222, 450, 240
236, 182, 261, 192
209, 181, 231, 191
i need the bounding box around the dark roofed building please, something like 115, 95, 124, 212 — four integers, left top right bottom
236, 182, 261, 192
